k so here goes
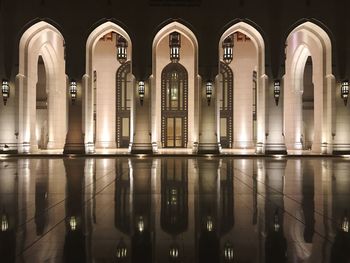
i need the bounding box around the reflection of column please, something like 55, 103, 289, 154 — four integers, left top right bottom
264, 160, 287, 262
0, 160, 18, 262
131, 158, 153, 263
197, 159, 220, 262
34, 159, 49, 235
63, 159, 86, 262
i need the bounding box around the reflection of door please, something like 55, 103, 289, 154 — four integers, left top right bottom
166, 117, 183, 148
220, 62, 233, 148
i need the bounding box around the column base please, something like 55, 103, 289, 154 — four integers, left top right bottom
130, 142, 153, 154
64, 143, 85, 154
265, 143, 287, 154
197, 142, 220, 154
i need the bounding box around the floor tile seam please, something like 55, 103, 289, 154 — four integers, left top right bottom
16, 168, 121, 227
236, 183, 333, 244
233, 167, 331, 221
16, 171, 120, 256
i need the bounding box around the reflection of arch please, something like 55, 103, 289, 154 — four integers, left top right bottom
83, 21, 133, 153
116, 61, 132, 148
284, 22, 334, 154
161, 63, 188, 148
151, 21, 199, 152
17, 21, 67, 153
218, 21, 266, 152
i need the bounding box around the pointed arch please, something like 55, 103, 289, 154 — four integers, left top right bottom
151, 21, 199, 152
17, 21, 67, 153
218, 21, 267, 152
83, 21, 134, 152
284, 21, 334, 154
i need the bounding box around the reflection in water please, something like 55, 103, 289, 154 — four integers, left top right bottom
1, 157, 350, 262
63, 159, 86, 263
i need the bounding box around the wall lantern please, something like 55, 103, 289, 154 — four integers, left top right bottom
117, 35, 128, 64
169, 32, 181, 63
224, 242, 234, 262
341, 80, 349, 106
138, 81, 145, 105
69, 80, 77, 104
2, 79, 10, 105
274, 80, 281, 106
206, 81, 213, 106
222, 35, 234, 64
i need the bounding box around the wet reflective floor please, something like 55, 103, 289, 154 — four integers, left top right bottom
1, 157, 350, 263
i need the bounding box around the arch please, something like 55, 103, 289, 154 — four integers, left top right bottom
151, 21, 199, 152
17, 21, 67, 153
218, 21, 267, 152
83, 21, 133, 152
284, 21, 334, 154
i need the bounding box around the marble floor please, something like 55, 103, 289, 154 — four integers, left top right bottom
0, 157, 349, 262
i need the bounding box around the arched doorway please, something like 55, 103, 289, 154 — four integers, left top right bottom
84, 22, 134, 153
17, 21, 67, 153
218, 22, 266, 153
161, 63, 188, 148
284, 22, 334, 154
151, 22, 199, 152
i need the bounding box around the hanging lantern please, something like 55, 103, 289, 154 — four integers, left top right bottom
222, 35, 233, 64
138, 81, 145, 106
274, 80, 281, 106
206, 81, 213, 106
117, 35, 128, 64
69, 216, 77, 231
2, 79, 10, 105
69, 80, 77, 103
342, 212, 349, 233
341, 80, 349, 106
137, 216, 144, 232
274, 210, 280, 232
169, 32, 181, 63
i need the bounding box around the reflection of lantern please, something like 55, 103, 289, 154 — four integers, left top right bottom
2, 79, 10, 105
274, 80, 281, 106
1, 214, 8, 232
206, 216, 213, 232
69, 80, 77, 104
169, 244, 179, 260
69, 216, 77, 231
341, 80, 349, 106
224, 242, 234, 262
137, 216, 144, 232
116, 239, 128, 259
138, 81, 145, 106
274, 210, 280, 232
222, 35, 233, 64
342, 215, 349, 233
206, 81, 213, 106
117, 35, 128, 64
169, 32, 181, 63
